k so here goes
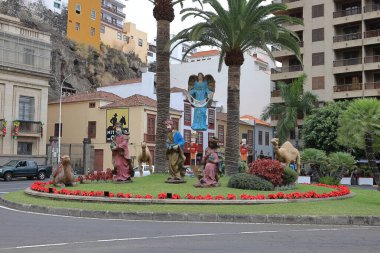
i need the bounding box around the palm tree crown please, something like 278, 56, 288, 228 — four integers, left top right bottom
261, 74, 318, 144
171, 0, 302, 175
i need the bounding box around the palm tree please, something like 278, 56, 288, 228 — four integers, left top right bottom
337, 98, 380, 190
261, 74, 317, 145
170, 0, 302, 175
148, 0, 201, 173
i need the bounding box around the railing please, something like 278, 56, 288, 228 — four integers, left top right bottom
365, 82, 380, 89
271, 90, 281, 97
271, 41, 303, 52
333, 7, 361, 18
16, 121, 42, 135
363, 4, 380, 13
364, 55, 380, 63
283, 0, 300, 3
333, 83, 363, 92
271, 65, 303, 74
333, 58, 362, 67
101, 17, 123, 29
333, 32, 362, 42
101, 4, 126, 18
144, 133, 156, 144
364, 29, 380, 38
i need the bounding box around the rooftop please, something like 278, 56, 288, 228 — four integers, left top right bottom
240, 115, 271, 127
190, 50, 220, 59
49, 91, 122, 104
170, 87, 188, 94
216, 112, 253, 126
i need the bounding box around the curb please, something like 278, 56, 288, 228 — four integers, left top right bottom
1, 194, 379, 226
23, 188, 355, 205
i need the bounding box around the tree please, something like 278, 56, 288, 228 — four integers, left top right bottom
261, 74, 318, 144
301, 148, 328, 182
302, 101, 348, 153
148, 0, 201, 173
171, 0, 301, 175
328, 152, 356, 181
337, 98, 380, 190
0, 0, 24, 17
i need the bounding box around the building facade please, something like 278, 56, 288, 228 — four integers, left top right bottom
47, 91, 181, 171
0, 14, 51, 165
26, 0, 68, 13
271, 0, 380, 144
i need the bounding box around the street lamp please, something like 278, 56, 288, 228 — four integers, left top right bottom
54, 74, 72, 163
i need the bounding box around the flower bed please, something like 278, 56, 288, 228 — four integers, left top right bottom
30, 181, 350, 201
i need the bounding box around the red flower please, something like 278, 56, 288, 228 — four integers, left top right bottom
227, 194, 237, 200
134, 194, 143, 199
158, 193, 167, 199
145, 194, 153, 199
172, 194, 181, 199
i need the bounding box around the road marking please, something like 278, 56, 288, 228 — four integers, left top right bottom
0, 192, 9, 194
0, 227, 375, 251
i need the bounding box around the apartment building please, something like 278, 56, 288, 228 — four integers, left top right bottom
0, 14, 51, 165
271, 0, 380, 143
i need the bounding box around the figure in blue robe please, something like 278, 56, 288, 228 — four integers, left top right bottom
189, 73, 211, 131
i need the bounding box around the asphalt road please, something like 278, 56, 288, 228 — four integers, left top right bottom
1, 180, 380, 253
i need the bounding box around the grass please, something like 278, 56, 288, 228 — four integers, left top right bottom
3, 175, 380, 216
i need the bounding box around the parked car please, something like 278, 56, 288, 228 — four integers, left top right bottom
133, 165, 155, 177
0, 160, 52, 181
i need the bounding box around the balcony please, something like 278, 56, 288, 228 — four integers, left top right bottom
333, 8, 362, 25
271, 90, 281, 97
363, 4, 380, 19
271, 65, 303, 81
101, 4, 126, 18
144, 133, 156, 144
365, 82, 380, 89
334, 83, 363, 92
15, 121, 42, 137
101, 17, 123, 30
333, 32, 363, 49
363, 29, 380, 45
272, 42, 303, 58
364, 55, 380, 71
281, 0, 303, 9
333, 58, 362, 74
333, 32, 362, 43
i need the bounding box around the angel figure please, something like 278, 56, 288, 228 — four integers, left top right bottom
187, 73, 215, 131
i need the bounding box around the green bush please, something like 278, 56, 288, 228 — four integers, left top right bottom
319, 176, 340, 186
227, 173, 274, 191
282, 167, 298, 186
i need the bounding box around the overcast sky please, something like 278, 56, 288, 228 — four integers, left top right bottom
123, 0, 272, 42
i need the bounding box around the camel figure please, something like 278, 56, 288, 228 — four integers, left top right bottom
137, 142, 153, 177
52, 155, 76, 186
271, 138, 301, 174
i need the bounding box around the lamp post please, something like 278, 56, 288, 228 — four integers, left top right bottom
55, 74, 71, 163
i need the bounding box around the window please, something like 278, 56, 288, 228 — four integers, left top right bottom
218, 125, 224, 146
138, 39, 143, 47
184, 129, 191, 143
54, 123, 62, 137
91, 10, 96, 20
19, 96, 35, 121
265, 132, 270, 146
147, 114, 156, 135
117, 33, 122, 40
208, 109, 215, 129
17, 142, 32, 155
54, 2, 61, 9
184, 103, 191, 126
208, 132, 214, 142
88, 121, 96, 139
312, 76, 325, 90
247, 130, 253, 147
312, 52, 324, 66
90, 27, 95, 37
312, 28, 324, 42
290, 129, 296, 140
75, 4, 81, 14
123, 35, 129, 43
312, 4, 324, 18
23, 48, 35, 66
197, 131, 203, 145
89, 102, 95, 108
100, 25, 105, 33
258, 131, 263, 145
75, 22, 80, 31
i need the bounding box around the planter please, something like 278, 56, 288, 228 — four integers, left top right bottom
297, 176, 310, 184
340, 177, 351, 185
358, 177, 373, 186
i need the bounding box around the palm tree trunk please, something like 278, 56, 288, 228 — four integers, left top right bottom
364, 132, 380, 190
225, 65, 241, 175
154, 20, 171, 173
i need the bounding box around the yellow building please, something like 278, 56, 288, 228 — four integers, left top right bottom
47, 91, 181, 171
67, 0, 101, 49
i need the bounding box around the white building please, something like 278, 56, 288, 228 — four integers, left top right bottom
97, 71, 217, 164
26, 0, 68, 13
170, 48, 274, 118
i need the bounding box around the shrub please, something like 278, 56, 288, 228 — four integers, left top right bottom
282, 167, 298, 186
248, 159, 284, 186
227, 173, 274, 191
319, 176, 340, 186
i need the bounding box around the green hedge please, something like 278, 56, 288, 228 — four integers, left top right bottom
227, 173, 274, 191
282, 167, 298, 186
